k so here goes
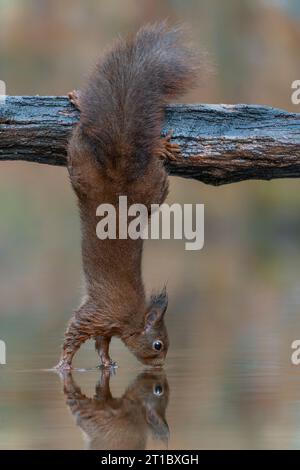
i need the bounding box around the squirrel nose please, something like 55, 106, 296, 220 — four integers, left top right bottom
142, 357, 165, 368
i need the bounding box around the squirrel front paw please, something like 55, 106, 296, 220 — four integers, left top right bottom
53, 358, 73, 371
98, 358, 118, 369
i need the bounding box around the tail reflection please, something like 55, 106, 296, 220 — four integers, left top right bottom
63, 369, 169, 450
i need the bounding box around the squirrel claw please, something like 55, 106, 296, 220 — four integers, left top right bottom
156, 131, 181, 162
68, 89, 81, 110
97, 360, 118, 370
53, 359, 73, 371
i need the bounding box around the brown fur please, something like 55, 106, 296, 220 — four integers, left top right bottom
63, 370, 169, 450
55, 22, 197, 369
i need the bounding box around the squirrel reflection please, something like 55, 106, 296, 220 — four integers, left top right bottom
63, 370, 169, 450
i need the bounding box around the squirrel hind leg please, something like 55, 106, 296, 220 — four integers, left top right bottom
155, 131, 181, 162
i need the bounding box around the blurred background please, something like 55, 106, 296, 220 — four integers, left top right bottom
1, 0, 300, 450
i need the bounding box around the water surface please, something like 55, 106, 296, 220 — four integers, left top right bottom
1, 316, 300, 450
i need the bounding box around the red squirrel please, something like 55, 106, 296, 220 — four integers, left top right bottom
55, 22, 197, 370
63, 370, 169, 450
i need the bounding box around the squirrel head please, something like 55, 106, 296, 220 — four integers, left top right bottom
127, 370, 170, 445
123, 288, 169, 367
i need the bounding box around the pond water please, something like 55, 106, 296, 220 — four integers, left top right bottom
1, 311, 300, 450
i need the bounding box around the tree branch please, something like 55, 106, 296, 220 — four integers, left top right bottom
0, 96, 299, 186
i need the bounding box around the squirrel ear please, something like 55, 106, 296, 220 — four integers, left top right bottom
146, 405, 170, 445
145, 287, 168, 329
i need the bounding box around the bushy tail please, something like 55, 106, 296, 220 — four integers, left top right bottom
79, 22, 198, 167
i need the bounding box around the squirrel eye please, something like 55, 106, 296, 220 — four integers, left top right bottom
153, 384, 164, 396
153, 340, 163, 351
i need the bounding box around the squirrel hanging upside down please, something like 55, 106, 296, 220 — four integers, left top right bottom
55, 22, 197, 370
